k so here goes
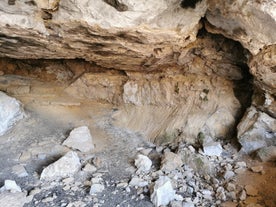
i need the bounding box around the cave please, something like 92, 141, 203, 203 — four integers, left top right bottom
0, 0, 275, 207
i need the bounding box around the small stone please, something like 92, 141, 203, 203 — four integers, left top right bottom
170, 200, 182, 207
129, 177, 148, 187
250, 166, 263, 173
235, 161, 247, 168
62, 177, 74, 184
40, 151, 81, 181
2, 180, 22, 193
19, 151, 32, 161
117, 182, 128, 188
216, 187, 226, 201
182, 202, 195, 207
226, 183, 236, 192
161, 151, 183, 173
134, 154, 152, 173
82, 163, 97, 173
0, 71, 4, 76
239, 190, 247, 201
245, 185, 258, 196
150, 176, 175, 206
12, 165, 28, 177
203, 141, 223, 156
223, 170, 235, 180
89, 184, 105, 195
62, 126, 94, 152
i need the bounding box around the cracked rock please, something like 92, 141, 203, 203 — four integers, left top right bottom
40, 151, 81, 181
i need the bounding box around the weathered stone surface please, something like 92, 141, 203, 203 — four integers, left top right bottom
0, 0, 207, 71
249, 45, 276, 94
161, 151, 183, 172
0, 91, 24, 136
134, 154, 152, 173
62, 126, 94, 153
206, 0, 276, 55
237, 107, 276, 154
150, 176, 175, 207
40, 151, 81, 181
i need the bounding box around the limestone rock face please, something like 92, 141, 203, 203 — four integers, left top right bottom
0, 0, 207, 71
206, 0, 276, 55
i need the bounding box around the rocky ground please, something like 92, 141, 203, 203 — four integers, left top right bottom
0, 83, 275, 207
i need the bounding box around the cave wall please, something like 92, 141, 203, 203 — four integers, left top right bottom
0, 0, 275, 153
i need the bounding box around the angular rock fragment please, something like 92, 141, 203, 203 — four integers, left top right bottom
134, 154, 152, 173
257, 146, 276, 162
40, 151, 81, 181
203, 141, 223, 157
150, 176, 175, 206
237, 107, 276, 154
0, 92, 24, 136
12, 165, 28, 178
161, 151, 183, 173
129, 177, 148, 187
62, 126, 94, 152
1, 180, 22, 193
90, 184, 105, 195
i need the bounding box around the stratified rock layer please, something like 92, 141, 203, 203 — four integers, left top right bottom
0, 0, 275, 151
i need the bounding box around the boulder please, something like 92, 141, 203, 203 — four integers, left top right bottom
150, 176, 175, 206
134, 154, 152, 173
0, 92, 24, 136
40, 151, 81, 181
62, 126, 94, 153
237, 107, 276, 154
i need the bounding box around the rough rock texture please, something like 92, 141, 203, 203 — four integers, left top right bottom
206, 0, 276, 55
150, 176, 176, 206
0, 0, 206, 71
0, 91, 24, 136
40, 151, 81, 181
237, 107, 276, 154
0, 0, 275, 150
62, 126, 94, 153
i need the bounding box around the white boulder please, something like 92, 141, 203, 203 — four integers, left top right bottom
0, 92, 24, 136
134, 154, 152, 173
62, 126, 94, 152
40, 151, 81, 181
150, 176, 176, 206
